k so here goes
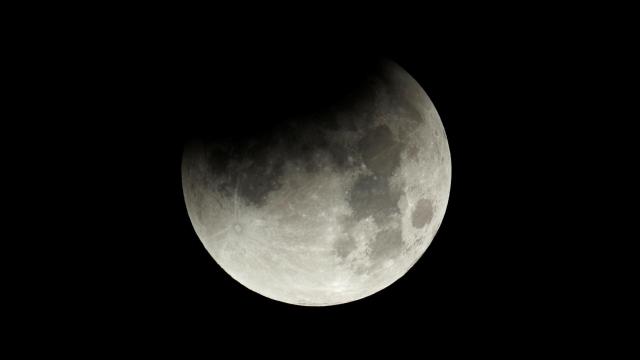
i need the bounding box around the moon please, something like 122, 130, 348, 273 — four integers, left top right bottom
182, 59, 451, 306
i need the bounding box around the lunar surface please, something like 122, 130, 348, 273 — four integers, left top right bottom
182, 60, 451, 306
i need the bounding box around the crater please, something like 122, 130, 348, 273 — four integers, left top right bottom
357, 125, 403, 177
411, 198, 434, 229
369, 227, 403, 262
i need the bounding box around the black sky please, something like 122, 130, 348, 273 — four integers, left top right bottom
12, 10, 619, 351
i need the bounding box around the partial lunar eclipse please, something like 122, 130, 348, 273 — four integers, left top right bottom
182, 60, 451, 306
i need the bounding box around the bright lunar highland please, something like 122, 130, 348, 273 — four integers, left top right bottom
182, 60, 451, 306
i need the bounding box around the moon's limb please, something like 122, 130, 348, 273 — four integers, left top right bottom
182, 60, 451, 306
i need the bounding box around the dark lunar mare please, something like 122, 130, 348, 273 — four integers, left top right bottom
348, 174, 402, 224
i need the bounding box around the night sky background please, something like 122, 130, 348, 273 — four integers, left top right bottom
14, 9, 622, 352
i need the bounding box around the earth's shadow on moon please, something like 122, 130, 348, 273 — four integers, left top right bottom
180, 56, 452, 306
